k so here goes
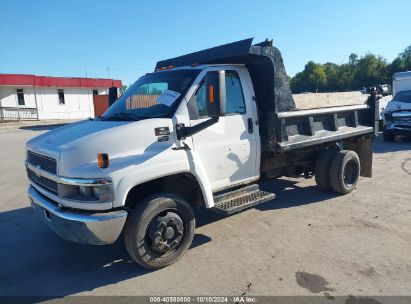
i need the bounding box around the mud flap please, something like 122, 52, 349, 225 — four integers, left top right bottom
344, 135, 373, 178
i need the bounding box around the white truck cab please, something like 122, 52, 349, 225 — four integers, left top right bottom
26, 39, 379, 269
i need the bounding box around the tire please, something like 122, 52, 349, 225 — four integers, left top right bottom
314, 149, 338, 191
124, 193, 195, 269
329, 150, 360, 195
383, 131, 394, 142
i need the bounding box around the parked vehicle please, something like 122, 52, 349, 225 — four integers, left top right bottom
26, 38, 379, 269
382, 71, 411, 141
392, 71, 411, 97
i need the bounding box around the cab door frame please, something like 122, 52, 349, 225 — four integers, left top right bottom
185, 65, 261, 191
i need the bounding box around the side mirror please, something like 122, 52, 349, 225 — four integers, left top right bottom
206, 70, 226, 117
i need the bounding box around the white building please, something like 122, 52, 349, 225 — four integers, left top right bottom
0, 74, 122, 121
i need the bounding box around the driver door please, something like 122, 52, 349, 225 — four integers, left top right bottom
188, 69, 259, 191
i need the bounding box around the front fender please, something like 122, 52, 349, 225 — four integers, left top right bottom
114, 148, 215, 208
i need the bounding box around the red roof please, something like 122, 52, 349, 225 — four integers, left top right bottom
0, 74, 122, 88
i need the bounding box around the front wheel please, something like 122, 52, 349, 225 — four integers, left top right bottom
124, 194, 195, 269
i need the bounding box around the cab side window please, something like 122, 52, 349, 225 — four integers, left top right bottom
225, 71, 246, 115
188, 71, 246, 120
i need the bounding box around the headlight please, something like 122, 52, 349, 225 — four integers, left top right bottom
59, 184, 114, 203
77, 185, 114, 201
57, 177, 114, 203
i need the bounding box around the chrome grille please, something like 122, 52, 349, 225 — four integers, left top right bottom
26, 168, 58, 193
395, 118, 411, 122
27, 151, 57, 175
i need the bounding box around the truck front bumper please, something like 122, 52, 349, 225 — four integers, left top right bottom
28, 186, 128, 245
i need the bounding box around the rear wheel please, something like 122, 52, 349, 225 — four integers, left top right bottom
329, 150, 360, 195
314, 148, 338, 191
124, 193, 195, 269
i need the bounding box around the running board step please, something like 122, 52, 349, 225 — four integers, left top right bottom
212, 184, 276, 215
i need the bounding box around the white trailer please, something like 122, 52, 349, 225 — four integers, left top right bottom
393, 71, 411, 97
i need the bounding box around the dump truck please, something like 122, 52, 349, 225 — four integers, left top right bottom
26, 38, 379, 269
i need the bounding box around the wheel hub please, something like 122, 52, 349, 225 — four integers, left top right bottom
163, 227, 175, 240
148, 211, 184, 254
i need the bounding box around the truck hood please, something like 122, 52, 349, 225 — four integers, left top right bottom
385, 100, 411, 112
27, 119, 174, 177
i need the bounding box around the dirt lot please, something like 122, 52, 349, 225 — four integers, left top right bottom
0, 122, 410, 300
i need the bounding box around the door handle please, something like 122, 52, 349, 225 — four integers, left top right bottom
248, 118, 254, 134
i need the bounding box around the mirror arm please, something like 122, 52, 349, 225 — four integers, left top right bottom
176, 117, 219, 140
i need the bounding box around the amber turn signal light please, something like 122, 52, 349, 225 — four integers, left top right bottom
98, 153, 109, 169
208, 85, 214, 103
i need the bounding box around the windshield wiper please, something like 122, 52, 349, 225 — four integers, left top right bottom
104, 112, 148, 121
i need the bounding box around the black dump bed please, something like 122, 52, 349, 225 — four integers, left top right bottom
156, 38, 379, 154
156, 37, 295, 113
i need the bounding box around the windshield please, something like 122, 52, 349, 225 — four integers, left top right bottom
102, 69, 200, 121
394, 90, 411, 103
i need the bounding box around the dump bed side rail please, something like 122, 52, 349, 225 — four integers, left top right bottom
273, 97, 379, 152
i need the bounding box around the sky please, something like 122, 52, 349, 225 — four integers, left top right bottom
1, 0, 410, 86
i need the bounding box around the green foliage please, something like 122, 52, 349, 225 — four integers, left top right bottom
290, 61, 327, 93
389, 45, 411, 74
352, 54, 389, 89
290, 44, 411, 93
120, 85, 128, 94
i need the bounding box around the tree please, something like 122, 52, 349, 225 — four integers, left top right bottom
337, 63, 354, 91
290, 50, 395, 93
290, 61, 328, 93
349, 53, 358, 65
352, 54, 388, 89
323, 63, 340, 91
150, 87, 163, 95
389, 45, 411, 74
403, 46, 411, 70
120, 85, 128, 94
309, 65, 327, 92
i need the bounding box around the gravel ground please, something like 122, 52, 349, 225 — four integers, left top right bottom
0, 123, 410, 301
